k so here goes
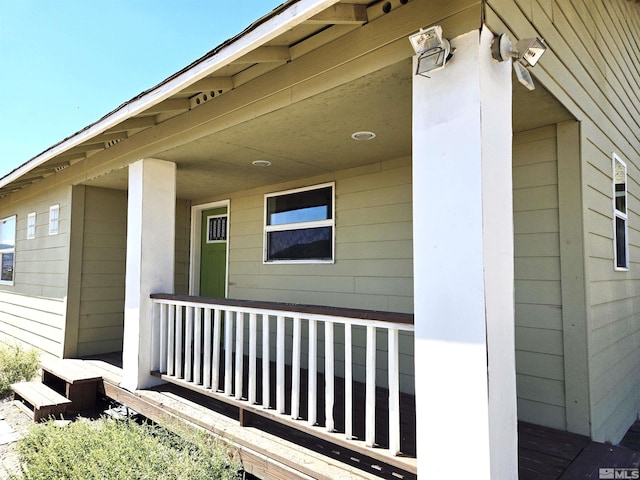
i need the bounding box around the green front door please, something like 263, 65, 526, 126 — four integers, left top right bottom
200, 207, 228, 298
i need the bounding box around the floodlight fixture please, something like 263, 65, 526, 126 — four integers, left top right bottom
491, 33, 547, 90
409, 26, 452, 77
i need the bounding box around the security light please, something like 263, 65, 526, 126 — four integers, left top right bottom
409, 26, 452, 76
491, 33, 547, 90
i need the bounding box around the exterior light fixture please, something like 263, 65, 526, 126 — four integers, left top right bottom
252, 160, 271, 167
351, 131, 376, 141
408, 26, 452, 77
491, 34, 547, 90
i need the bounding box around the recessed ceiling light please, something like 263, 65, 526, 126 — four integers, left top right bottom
252, 160, 272, 167
351, 131, 376, 141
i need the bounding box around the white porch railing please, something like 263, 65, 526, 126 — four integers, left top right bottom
150, 294, 414, 458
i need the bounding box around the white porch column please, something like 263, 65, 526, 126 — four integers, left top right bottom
412, 27, 517, 478
121, 158, 176, 391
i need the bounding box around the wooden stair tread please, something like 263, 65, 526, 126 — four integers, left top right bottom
11, 381, 71, 408
40, 358, 101, 384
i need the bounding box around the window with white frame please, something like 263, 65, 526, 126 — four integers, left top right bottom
49, 205, 59, 235
27, 212, 36, 240
613, 154, 629, 270
0, 216, 16, 284
264, 183, 334, 263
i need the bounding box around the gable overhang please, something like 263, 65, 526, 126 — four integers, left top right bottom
0, 0, 342, 195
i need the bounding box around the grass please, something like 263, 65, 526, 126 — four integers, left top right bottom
0, 344, 39, 397
13, 417, 242, 480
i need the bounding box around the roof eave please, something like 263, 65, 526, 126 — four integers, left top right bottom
0, 0, 341, 189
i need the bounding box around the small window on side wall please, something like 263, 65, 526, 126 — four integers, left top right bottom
49, 205, 60, 235
0, 215, 16, 284
264, 183, 334, 263
27, 212, 36, 240
613, 154, 629, 270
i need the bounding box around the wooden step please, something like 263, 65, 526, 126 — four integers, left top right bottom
40, 358, 101, 411
11, 381, 72, 422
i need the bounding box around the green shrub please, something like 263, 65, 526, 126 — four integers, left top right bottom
14, 417, 242, 480
0, 344, 39, 397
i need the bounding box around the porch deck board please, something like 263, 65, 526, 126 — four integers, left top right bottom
78, 353, 640, 480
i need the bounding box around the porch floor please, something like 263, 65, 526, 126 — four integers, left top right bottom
80, 353, 640, 479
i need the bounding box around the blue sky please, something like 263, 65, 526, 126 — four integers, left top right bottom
0, 0, 283, 176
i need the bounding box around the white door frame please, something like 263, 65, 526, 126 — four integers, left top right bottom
189, 199, 230, 296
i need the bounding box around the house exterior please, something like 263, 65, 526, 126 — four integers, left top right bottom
0, 0, 639, 478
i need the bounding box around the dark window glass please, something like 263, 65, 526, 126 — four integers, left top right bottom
615, 183, 626, 213
1, 253, 13, 282
208, 216, 227, 242
267, 187, 332, 226
616, 216, 627, 268
267, 227, 332, 261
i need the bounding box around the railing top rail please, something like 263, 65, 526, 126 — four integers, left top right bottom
151, 294, 414, 329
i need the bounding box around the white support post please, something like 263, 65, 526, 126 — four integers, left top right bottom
121, 158, 176, 391
412, 28, 517, 479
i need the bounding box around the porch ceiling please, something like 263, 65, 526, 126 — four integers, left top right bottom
1, 0, 573, 200
82, 61, 573, 200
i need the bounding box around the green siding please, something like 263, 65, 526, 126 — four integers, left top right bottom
489, 0, 640, 443
513, 126, 565, 430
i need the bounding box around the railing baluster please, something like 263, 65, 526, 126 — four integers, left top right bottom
365, 325, 376, 447
308, 319, 317, 426
235, 312, 244, 400
388, 328, 400, 455
325, 321, 335, 432
193, 307, 202, 385
224, 310, 234, 395
203, 308, 212, 389
212, 308, 222, 391
262, 315, 270, 408
276, 315, 285, 414
167, 305, 175, 376
185, 307, 194, 382
150, 296, 415, 457
175, 306, 183, 379
291, 316, 301, 420
248, 313, 257, 404
159, 303, 168, 373
344, 323, 353, 440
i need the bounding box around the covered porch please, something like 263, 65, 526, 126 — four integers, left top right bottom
76, 352, 640, 480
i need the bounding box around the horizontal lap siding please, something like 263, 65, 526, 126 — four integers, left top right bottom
488, 0, 640, 443
0, 185, 71, 355
513, 126, 566, 430
77, 187, 127, 356
77, 188, 191, 356
222, 157, 414, 392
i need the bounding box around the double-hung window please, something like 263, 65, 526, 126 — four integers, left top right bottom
613, 154, 629, 270
264, 183, 334, 263
27, 212, 36, 240
49, 205, 60, 235
0, 215, 16, 284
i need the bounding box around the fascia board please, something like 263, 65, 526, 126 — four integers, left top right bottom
0, 0, 340, 189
